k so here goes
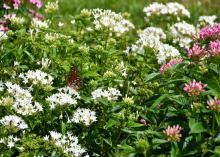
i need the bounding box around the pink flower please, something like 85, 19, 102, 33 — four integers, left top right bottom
163, 125, 182, 142
13, 0, 21, 9
187, 44, 206, 60
198, 23, 220, 39
29, 9, 45, 20
160, 58, 183, 73
0, 25, 9, 32
29, 0, 42, 8
184, 79, 207, 96
3, 3, 11, 10
209, 40, 220, 56
139, 119, 147, 125
3, 14, 16, 19
207, 97, 220, 111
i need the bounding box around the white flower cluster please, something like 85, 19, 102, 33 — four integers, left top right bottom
0, 96, 14, 106
70, 108, 97, 126
91, 87, 121, 101
19, 70, 53, 85
125, 27, 166, 53
37, 58, 51, 69
0, 135, 20, 148
198, 15, 217, 26
142, 27, 167, 40
170, 21, 196, 47
157, 44, 180, 64
45, 131, 88, 157
116, 61, 127, 77
143, 2, 190, 21
46, 86, 80, 109
31, 18, 49, 29
125, 27, 179, 64
91, 9, 134, 36
10, 16, 25, 25
0, 115, 28, 131
0, 31, 8, 41
0, 81, 4, 91
5, 82, 43, 115
45, 32, 71, 42
45, 1, 59, 13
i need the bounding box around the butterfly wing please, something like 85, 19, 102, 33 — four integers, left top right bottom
67, 65, 83, 90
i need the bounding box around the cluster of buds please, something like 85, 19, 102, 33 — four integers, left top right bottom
207, 97, 220, 111
198, 23, 220, 39
183, 80, 207, 96
160, 58, 183, 73
163, 125, 182, 142
187, 44, 207, 60
209, 40, 220, 56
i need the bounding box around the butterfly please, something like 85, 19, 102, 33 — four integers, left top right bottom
67, 65, 83, 90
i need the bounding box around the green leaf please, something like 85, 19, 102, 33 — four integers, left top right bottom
24, 50, 35, 61
152, 138, 167, 145
150, 94, 168, 109
171, 142, 179, 157
61, 122, 66, 134
214, 113, 220, 126
104, 138, 112, 147
145, 72, 160, 82
126, 121, 144, 128
189, 118, 207, 133
105, 119, 117, 129
168, 95, 189, 105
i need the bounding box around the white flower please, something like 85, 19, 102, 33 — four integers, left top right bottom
71, 108, 97, 126
91, 8, 134, 36
44, 32, 71, 42
46, 86, 80, 109
12, 100, 43, 116
10, 16, 25, 25
143, 2, 190, 21
19, 70, 53, 85
0, 31, 8, 41
91, 87, 121, 101
0, 135, 20, 148
123, 95, 134, 105
58, 22, 64, 27
5, 82, 43, 115
125, 27, 165, 54
198, 15, 217, 26
157, 43, 180, 64
46, 131, 87, 157
0, 81, 4, 91
37, 58, 51, 69
31, 18, 49, 29
170, 21, 196, 48
0, 115, 28, 131
45, 1, 59, 13
70, 19, 76, 25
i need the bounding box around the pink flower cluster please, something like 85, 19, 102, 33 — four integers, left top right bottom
207, 97, 220, 111
198, 23, 220, 39
29, 0, 42, 8
2, 0, 42, 10
209, 40, 220, 56
184, 79, 207, 96
163, 125, 182, 142
187, 44, 206, 60
12, 0, 21, 9
160, 58, 183, 73
0, 21, 9, 32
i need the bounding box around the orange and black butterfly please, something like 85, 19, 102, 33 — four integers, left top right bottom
67, 65, 83, 91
